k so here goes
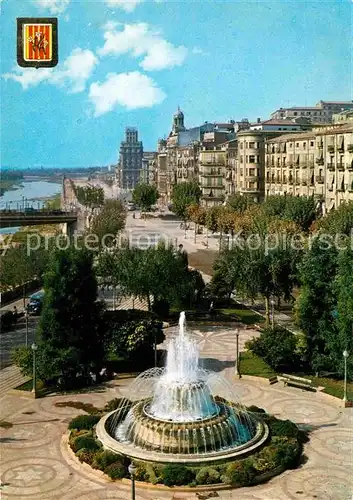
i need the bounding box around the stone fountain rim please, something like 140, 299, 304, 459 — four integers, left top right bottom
96, 410, 269, 465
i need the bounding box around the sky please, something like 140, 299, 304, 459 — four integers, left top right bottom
1, 0, 352, 169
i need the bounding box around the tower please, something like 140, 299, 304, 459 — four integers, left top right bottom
172, 106, 186, 134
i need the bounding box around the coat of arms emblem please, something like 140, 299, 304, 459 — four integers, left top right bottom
17, 18, 58, 68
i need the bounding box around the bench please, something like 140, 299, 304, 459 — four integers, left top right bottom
269, 376, 278, 385
281, 373, 315, 391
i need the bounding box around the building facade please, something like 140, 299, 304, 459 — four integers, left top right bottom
140, 151, 157, 185
116, 128, 143, 189
199, 148, 227, 206
271, 101, 353, 124
265, 124, 353, 211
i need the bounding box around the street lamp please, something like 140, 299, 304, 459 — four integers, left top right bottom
343, 350, 349, 403
270, 298, 275, 329
31, 343, 38, 396
235, 328, 241, 378
128, 462, 137, 500
25, 311, 29, 347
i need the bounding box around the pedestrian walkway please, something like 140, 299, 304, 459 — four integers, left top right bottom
0, 364, 30, 397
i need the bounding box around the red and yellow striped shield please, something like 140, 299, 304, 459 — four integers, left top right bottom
17, 18, 58, 68
23, 23, 53, 62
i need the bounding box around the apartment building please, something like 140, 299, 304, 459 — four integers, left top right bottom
271, 101, 353, 124
199, 148, 227, 206
116, 128, 143, 189
265, 124, 353, 210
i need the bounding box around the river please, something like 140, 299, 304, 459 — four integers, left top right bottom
0, 180, 62, 233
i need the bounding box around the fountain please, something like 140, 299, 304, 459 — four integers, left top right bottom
96, 312, 268, 464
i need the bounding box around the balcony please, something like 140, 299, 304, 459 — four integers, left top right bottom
327, 163, 335, 171
337, 163, 345, 171
241, 187, 260, 193
301, 180, 308, 186
347, 163, 353, 171
300, 163, 308, 168
200, 158, 226, 166
327, 145, 335, 153
347, 144, 353, 153
317, 142, 323, 149
315, 176, 324, 184
315, 158, 324, 166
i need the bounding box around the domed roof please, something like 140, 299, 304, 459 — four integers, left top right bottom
173, 105, 184, 118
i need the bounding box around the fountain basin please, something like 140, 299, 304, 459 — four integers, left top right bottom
96, 409, 268, 465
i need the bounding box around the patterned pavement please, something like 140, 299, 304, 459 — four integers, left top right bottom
1, 323, 352, 500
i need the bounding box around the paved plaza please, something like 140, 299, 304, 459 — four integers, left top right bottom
1, 323, 352, 500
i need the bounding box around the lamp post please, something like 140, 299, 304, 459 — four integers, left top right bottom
31, 343, 38, 396
25, 311, 29, 347
235, 328, 241, 378
128, 462, 137, 500
270, 298, 275, 329
154, 330, 157, 368
343, 350, 349, 403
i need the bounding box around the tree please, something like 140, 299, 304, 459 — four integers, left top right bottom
171, 182, 201, 221
13, 247, 106, 389
226, 193, 256, 214
73, 184, 104, 209
246, 325, 299, 372
332, 247, 353, 378
132, 183, 159, 215
90, 199, 126, 248
282, 195, 317, 232
295, 238, 338, 373
97, 242, 204, 312
314, 200, 353, 236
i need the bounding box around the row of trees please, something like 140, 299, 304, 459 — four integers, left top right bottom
97, 242, 204, 313
73, 183, 105, 209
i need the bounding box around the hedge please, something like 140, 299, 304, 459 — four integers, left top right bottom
68, 414, 100, 431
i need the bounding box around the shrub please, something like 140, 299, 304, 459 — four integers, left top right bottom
105, 461, 126, 480
71, 435, 100, 453
272, 436, 301, 468
267, 417, 301, 440
103, 398, 123, 412
246, 325, 299, 371
68, 414, 100, 431
75, 448, 97, 465
247, 405, 267, 414
162, 464, 195, 486
92, 450, 121, 470
224, 460, 256, 486
195, 467, 220, 485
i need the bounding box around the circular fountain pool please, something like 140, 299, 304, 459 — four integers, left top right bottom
96, 312, 268, 464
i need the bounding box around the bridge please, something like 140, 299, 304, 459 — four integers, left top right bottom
0, 208, 78, 235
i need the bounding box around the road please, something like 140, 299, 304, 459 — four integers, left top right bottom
0, 315, 37, 369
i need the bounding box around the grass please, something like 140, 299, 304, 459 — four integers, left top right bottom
218, 307, 265, 325
240, 351, 353, 400
15, 379, 50, 397
240, 351, 276, 378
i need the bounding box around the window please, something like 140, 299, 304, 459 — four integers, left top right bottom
296, 143, 300, 147
294, 112, 298, 116
310, 141, 314, 147
240, 143, 243, 149
240, 155, 243, 163
249, 155, 255, 163
303, 143, 306, 149
249, 168, 255, 176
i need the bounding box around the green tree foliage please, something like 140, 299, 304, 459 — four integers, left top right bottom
332, 247, 353, 377
246, 326, 299, 372
162, 464, 195, 486
226, 193, 256, 214
132, 183, 159, 213
282, 195, 317, 232
171, 181, 201, 221
97, 242, 204, 312
296, 239, 338, 372
89, 199, 126, 248
211, 238, 301, 321
0, 242, 50, 293
314, 200, 353, 236
12, 248, 106, 389
73, 183, 104, 208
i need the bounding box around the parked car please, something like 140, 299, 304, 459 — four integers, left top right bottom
26, 291, 45, 315
0, 310, 16, 332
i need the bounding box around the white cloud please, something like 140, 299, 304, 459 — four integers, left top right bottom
192, 47, 209, 56
88, 71, 166, 116
98, 22, 187, 71
3, 48, 98, 93
104, 0, 143, 12
34, 0, 70, 14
